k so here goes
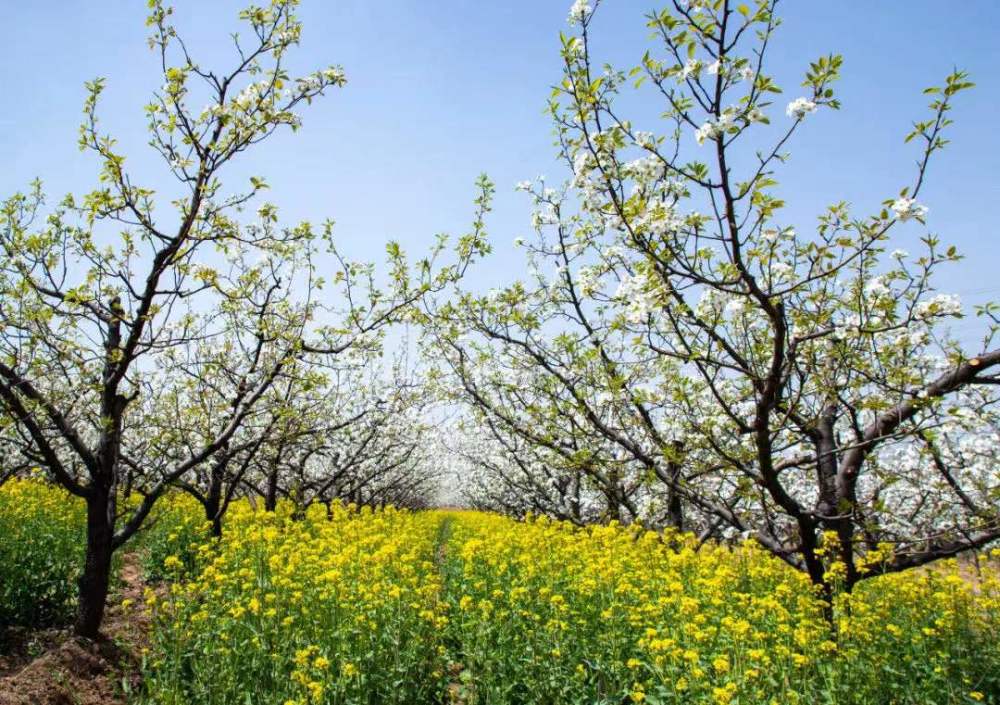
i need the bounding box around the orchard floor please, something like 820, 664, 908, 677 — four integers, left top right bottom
0, 556, 148, 705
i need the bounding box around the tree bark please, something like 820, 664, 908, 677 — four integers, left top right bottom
666, 451, 685, 531
75, 489, 114, 638
265, 468, 279, 512
205, 458, 225, 537
75, 300, 127, 638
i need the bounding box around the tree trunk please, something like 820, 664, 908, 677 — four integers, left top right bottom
265, 468, 279, 512
205, 459, 225, 537
799, 520, 836, 628
569, 473, 582, 524
666, 462, 684, 531
75, 489, 114, 638
815, 404, 859, 593
204, 496, 223, 538
605, 491, 621, 523
665, 442, 685, 531
76, 298, 127, 638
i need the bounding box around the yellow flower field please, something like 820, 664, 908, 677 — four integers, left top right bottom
440, 512, 1000, 704
141, 502, 451, 705
140, 506, 1000, 704
0, 478, 87, 628
1, 481, 998, 704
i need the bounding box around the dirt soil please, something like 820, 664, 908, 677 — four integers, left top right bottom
0, 555, 149, 705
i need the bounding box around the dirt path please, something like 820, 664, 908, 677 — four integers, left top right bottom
433, 515, 473, 705
0, 554, 148, 705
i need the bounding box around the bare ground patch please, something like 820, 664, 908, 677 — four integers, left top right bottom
0, 554, 149, 705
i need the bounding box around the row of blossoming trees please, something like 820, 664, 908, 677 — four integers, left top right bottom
1, 0, 998, 641
0, 0, 489, 637
422, 0, 1000, 607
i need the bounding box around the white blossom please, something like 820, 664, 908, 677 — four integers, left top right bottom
624, 155, 663, 181
572, 152, 592, 186
865, 276, 891, 300
633, 131, 656, 149
603, 245, 624, 262
785, 97, 817, 119
890, 197, 928, 222
322, 67, 346, 83
891, 248, 910, 260
576, 265, 601, 296
725, 297, 751, 316
694, 108, 736, 145
761, 228, 779, 243
568, 0, 591, 24
679, 59, 702, 81
615, 272, 660, 323
894, 327, 929, 348
694, 122, 715, 145
695, 287, 724, 317
770, 261, 795, 282
530, 205, 558, 229
565, 36, 584, 57
638, 206, 683, 236
914, 293, 962, 319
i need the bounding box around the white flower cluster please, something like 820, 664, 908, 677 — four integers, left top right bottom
198, 103, 227, 121
865, 276, 891, 301
914, 293, 962, 320
785, 97, 817, 119
694, 108, 736, 145
530, 204, 559, 229
769, 261, 795, 283
892, 327, 929, 349
830, 313, 863, 341
761, 226, 794, 244
572, 151, 593, 185
624, 155, 664, 182
233, 81, 269, 110
706, 59, 755, 83
321, 67, 346, 84
636, 204, 683, 237
567, 0, 591, 25
695, 287, 725, 317
890, 197, 928, 222
575, 265, 602, 296
678, 59, 702, 82
633, 131, 656, 150
564, 36, 584, 58
602, 245, 624, 263
958, 430, 1000, 457
615, 271, 661, 323
724, 296, 751, 317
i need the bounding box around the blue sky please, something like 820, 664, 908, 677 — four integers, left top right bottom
2, 1, 999, 344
